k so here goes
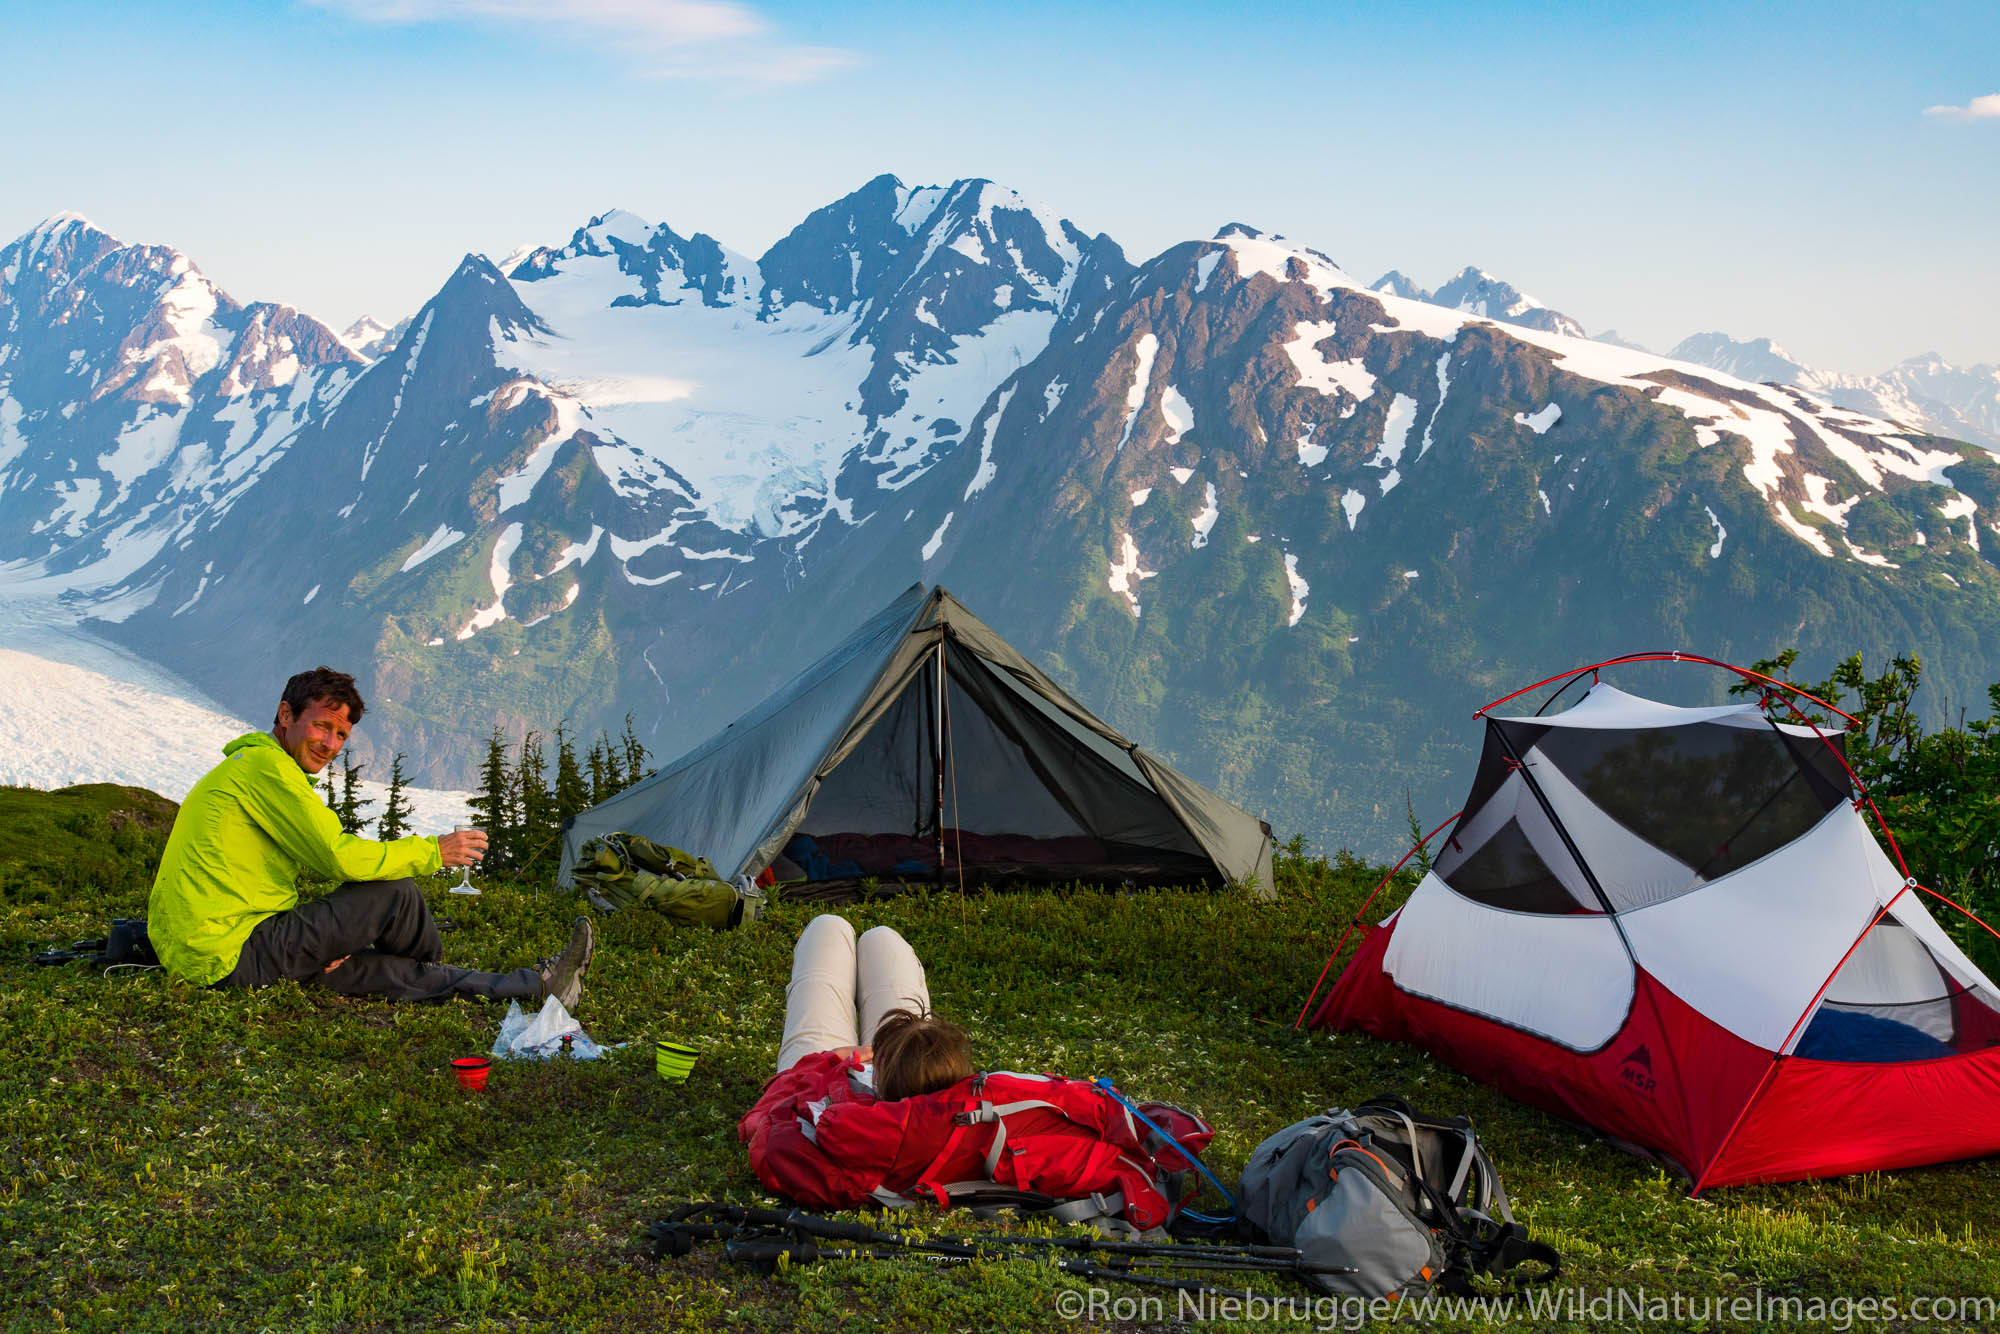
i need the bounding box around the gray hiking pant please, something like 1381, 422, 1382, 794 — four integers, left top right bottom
221, 878, 541, 1002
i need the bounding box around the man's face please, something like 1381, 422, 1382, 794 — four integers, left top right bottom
274, 697, 354, 775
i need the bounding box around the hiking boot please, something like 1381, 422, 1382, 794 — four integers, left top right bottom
537, 916, 595, 1009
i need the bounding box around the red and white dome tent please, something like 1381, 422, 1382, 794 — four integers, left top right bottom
1299, 653, 2000, 1193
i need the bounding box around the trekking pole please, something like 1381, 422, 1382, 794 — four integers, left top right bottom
716, 1233, 1294, 1299
707, 1205, 1277, 1265
1089, 1077, 1240, 1230
652, 1204, 1356, 1282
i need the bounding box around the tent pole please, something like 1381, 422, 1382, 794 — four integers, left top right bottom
934, 638, 947, 891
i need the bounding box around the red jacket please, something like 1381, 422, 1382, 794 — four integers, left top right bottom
738, 1051, 1210, 1232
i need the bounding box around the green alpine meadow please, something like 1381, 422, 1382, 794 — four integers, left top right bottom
7, 781, 2000, 1331
6, 9, 2000, 1328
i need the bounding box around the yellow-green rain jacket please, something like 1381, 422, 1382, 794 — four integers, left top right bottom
147, 731, 442, 985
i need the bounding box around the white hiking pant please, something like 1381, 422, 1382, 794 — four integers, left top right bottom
778, 914, 932, 1072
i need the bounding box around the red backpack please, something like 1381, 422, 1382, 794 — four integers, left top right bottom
739, 1051, 1215, 1236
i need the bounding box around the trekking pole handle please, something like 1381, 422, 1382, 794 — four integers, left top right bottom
725, 1237, 822, 1267
782, 1212, 885, 1245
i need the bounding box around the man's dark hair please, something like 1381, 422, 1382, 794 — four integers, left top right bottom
275, 666, 367, 728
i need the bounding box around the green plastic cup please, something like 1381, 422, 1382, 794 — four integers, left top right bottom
654, 1039, 698, 1084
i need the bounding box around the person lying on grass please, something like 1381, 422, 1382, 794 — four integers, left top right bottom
739, 915, 1212, 1233
774, 912, 971, 1098
147, 665, 594, 1005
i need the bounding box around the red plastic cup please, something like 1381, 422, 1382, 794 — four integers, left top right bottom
451, 1056, 493, 1091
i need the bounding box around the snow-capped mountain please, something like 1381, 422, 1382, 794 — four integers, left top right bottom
1370, 266, 1587, 338
0, 214, 363, 594
1590, 329, 1652, 353
338, 314, 412, 362
1671, 333, 2000, 453
5, 187, 1999, 853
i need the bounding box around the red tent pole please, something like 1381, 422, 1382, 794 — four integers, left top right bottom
1293, 810, 1462, 1030
1473, 652, 1860, 727
1696, 892, 1912, 1192
1911, 884, 2000, 948
1768, 690, 2000, 947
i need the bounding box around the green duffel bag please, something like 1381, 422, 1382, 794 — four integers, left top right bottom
573, 833, 766, 929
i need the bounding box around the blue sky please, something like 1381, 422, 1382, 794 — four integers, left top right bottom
4, 0, 1995, 372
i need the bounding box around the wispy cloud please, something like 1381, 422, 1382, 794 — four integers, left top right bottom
308, 0, 856, 84
1923, 93, 2000, 122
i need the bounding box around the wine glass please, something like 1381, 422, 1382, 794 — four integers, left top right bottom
449, 823, 483, 896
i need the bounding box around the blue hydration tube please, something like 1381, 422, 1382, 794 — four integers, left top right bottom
1093, 1077, 1237, 1222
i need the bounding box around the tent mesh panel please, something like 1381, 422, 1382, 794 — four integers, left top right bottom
1432, 728, 1601, 915
1437, 715, 1852, 915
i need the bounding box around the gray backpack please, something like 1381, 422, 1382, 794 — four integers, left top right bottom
1235, 1095, 1558, 1299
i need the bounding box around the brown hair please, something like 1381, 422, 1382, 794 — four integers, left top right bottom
871, 1007, 972, 1102
275, 666, 366, 729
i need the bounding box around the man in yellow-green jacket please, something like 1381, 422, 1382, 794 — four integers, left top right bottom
148, 666, 593, 1004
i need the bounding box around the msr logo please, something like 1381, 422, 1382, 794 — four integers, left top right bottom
1617, 1043, 1657, 1096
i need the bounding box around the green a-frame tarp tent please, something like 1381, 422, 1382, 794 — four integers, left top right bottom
558, 585, 1274, 896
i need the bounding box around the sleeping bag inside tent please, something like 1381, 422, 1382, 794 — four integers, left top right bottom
1306, 675, 2000, 1190
557, 585, 1274, 897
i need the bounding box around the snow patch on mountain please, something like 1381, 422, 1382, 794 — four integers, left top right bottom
1419, 354, 1452, 457
1365, 289, 1467, 343
1704, 505, 1727, 558
1194, 249, 1223, 293
546, 526, 605, 576
169, 562, 213, 616
1107, 532, 1156, 616
922, 512, 952, 561
457, 523, 523, 640
1285, 321, 1375, 402
493, 383, 586, 512
1283, 552, 1308, 627
1191, 483, 1219, 548
1515, 403, 1561, 434
1114, 334, 1159, 456
358, 309, 433, 484
1370, 394, 1420, 495
1042, 379, 1067, 420
1940, 493, 1980, 551
1160, 384, 1193, 447
963, 384, 1015, 500
401, 525, 466, 573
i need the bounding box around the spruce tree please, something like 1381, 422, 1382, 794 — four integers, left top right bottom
515, 730, 555, 874
554, 722, 588, 824
586, 735, 612, 804
468, 729, 515, 871
336, 754, 374, 835
620, 713, 649, 788
377, 753, 414, 840
320, 767, 338, 813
